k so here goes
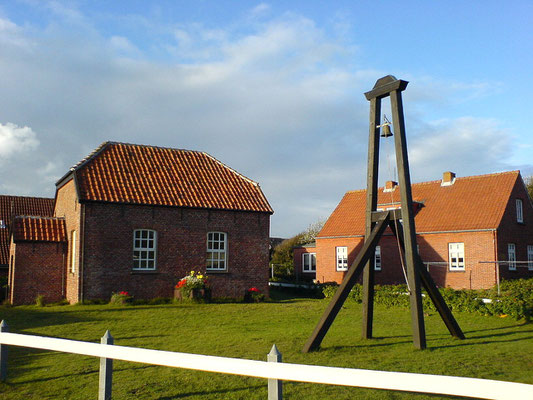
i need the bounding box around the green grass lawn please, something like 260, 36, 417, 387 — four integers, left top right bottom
0, 291, 531, 399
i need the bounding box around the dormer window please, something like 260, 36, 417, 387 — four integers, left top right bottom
0, 220, 5, 229
516, 199, 523, 223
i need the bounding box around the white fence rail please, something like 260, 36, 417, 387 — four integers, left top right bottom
1, 327, 532, 399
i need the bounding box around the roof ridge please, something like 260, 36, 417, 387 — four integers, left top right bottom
345, 170, 521, 193
14, 215, 65, 220
0, 194, 54, 200
107, 141, 201, 153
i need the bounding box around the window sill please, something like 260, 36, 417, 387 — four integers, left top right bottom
131, 269, 159, 275
448, 269, 465, 273
206, 269, 229, 274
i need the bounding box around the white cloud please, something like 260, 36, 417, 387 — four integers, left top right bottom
109, 36, 139, 55
407, 117, 511, 182
0, 122, 39, 159
249, 3, 271, 18
0, 9, 527, 237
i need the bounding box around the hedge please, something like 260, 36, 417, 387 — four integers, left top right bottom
321, 278, 533, 321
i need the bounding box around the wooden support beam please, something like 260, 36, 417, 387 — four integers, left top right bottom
362, 95, 381, 340
371, 209, 402, 222
389, 223, 465, 340
302, 212, 391, 353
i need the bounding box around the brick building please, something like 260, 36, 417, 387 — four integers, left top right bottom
314, 171, 533, 289
0, 195, 54, 280
7, 142, 273, 304
293, 242, 316, 281
8, 216, 67, 304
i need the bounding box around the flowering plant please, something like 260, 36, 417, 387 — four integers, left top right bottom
175, 271, 210, 302
110, 290, 133, 305
244, 287, 265, 303
176, 271, 208, 293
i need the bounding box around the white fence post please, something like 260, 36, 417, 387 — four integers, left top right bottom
267, 344, 282, 400
0, 320, 7, 382
99, 330, 113, 400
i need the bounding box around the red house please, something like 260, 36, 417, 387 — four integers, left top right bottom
7, 142, 273, 304
315, 171, 533, 289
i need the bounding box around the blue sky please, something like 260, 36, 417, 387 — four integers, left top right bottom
1, 1, 532, 237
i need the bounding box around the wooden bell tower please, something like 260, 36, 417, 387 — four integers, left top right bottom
302, 76, 464, 353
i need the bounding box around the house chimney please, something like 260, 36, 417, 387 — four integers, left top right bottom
384, 181, 398, 192
441, 171, 456, 186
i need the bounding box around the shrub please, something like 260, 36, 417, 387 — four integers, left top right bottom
321, 278, 533, 320
109, 291, 133, 305
35, 294, 45, 307
244, 287, 265, 303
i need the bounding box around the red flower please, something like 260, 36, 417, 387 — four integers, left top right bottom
176, 279, 187, 289
119, 291, 129, 296
248, 287, 259, 293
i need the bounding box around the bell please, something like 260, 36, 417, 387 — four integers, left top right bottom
380, 123, 393, 138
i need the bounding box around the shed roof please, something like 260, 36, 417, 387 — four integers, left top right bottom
318, 171, 521, 238
12, 216, 67, 243
58, 142, 273, 214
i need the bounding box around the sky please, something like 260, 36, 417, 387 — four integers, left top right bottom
1, 1, 532, 238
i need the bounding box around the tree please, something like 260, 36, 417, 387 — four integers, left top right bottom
525, 175, 533, 200
270, 219, 325, 278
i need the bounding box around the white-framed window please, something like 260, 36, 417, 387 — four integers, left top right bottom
508, 243, 516, 271
133, 229, 157, 270
302, 253, 316, 272
336, 246, 348, 271
528, 245, 533, 271
516, 199, 523, 223
0, 219, 5, 229
374, 246, 382, 271
448, 243, 465, 271
207, 232, 227, 271
70, 230, 77, 273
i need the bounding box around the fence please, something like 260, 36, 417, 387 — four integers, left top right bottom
1, 321, 532, 400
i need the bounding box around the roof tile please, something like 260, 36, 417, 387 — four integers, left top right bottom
67, 142, 273, 213
0, 196, 55, 265
318, 171, 520, 238
12, 216, 66, 243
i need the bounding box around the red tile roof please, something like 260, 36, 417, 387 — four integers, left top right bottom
318, 171, 520, 238
0, 196, 55, 265
12, 216, 67, 243
59, 142, 273, 213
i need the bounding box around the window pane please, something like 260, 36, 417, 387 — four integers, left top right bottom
207, 232, 227, 270
133, 230, 157, 269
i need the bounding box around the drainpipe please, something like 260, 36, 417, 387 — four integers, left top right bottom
493, 229, 500, 296
79, 204, 86, 303
61, 250, 65, 298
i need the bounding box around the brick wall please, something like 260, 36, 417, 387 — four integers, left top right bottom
315, 230, 501, 289
293, 245, 316, 279
80, 202, 271, 301
54, 178, 82, 303
496, 177, 533, 282
9, 239, 66, 305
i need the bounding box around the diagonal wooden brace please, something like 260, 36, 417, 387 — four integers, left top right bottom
388, 222, 465, 340
302, 212, 391, 353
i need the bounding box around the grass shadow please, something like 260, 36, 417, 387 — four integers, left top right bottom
157, 383, 265, 399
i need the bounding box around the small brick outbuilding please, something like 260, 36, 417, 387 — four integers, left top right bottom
0, 195, 54, 280
7, 142, 273, 304
314, 171, 533, 290
8, 216, 67, 304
